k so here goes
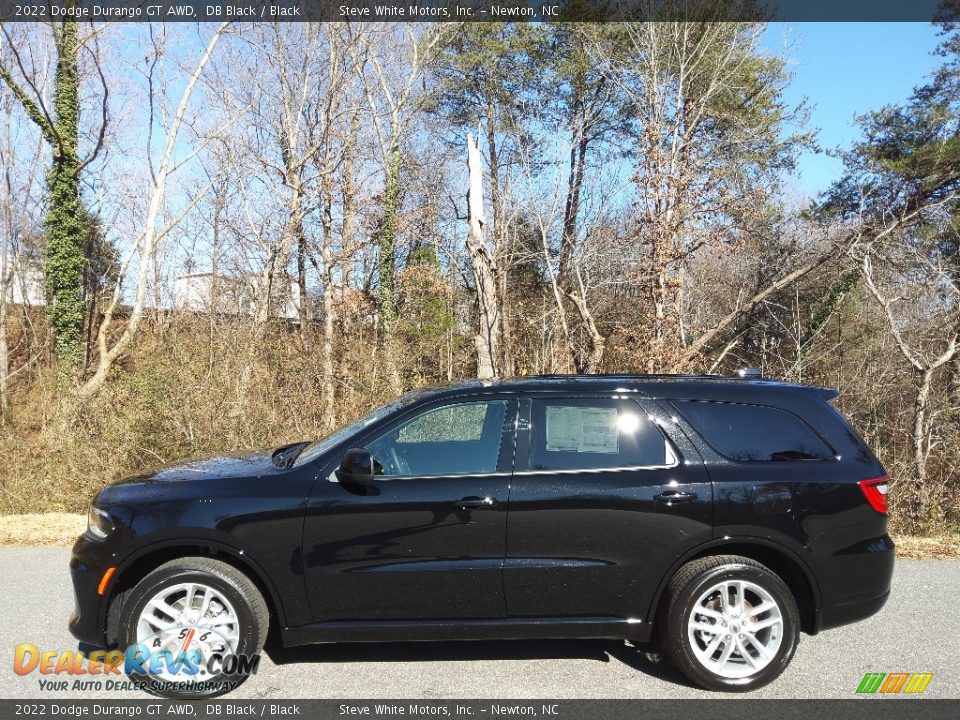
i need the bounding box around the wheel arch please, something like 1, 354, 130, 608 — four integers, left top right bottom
103, 539, 285, 646
648, 538, 821, 635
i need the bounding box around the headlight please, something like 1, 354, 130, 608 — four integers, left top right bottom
87, 507, 114, 540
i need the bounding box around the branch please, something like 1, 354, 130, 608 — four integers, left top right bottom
78, 39, 109, 171
0, 32, 55, 144
707, 338, 740, 373
682, 250, 836, 361
859, 253, 925, 373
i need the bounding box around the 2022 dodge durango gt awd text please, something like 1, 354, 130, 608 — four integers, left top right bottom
69, 371, 894, 696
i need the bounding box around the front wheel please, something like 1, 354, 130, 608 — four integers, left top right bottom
661, 555, 799, 692
116, 557, 268, 698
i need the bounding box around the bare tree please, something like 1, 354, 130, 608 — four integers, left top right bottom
80, 24, 228, 398
314, 25, 364, 428
600, 22, 806, 371
465, 131, 500, 379
0, 60, 46, 421
856, 237, 959, 520
350, 24, 447, 392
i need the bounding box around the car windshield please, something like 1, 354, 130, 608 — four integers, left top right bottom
291, 391, 428, 468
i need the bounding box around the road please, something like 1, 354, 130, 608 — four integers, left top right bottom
0, 548, 956, 699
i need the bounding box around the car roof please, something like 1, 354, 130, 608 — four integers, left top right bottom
413, 373, 838, 403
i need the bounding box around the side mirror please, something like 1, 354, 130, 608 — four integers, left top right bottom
336, 447, 377, 483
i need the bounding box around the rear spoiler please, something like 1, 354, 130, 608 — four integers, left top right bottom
733, 369, 839, 402
812, 386, 839, 402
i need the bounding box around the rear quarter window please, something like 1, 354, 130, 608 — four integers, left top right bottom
673, 400, 834, 462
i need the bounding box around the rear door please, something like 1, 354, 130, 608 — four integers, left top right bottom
503, 394, 712, 620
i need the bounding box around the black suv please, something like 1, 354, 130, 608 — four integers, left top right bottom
70, 372, 893, 695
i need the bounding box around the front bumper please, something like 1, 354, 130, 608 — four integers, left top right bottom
68, 533, 115, 647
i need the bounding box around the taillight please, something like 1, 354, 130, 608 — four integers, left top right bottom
858, 476, 889, 514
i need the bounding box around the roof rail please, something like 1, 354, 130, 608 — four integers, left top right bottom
521, 372, 756, 382
733, 367, 763, 379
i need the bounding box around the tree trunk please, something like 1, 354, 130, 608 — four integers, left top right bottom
254, 249, 277, 325
378, 142, 402, 393
341, 102, 359, 291
255, 175, 303, 326
559, 93, 590, 280
0, 292, 8, 424
566, 265, 604, 373
319, 171, 336, 430
466, 132, 500, 380
0, 257, 8, 423
321, 245, 335, 430
483, 105, 513, 376
44, 20, 87, 375
539, 224, 575, 373
1, 85, 12, 422
209, 180, 223, 364
296, 231, 310, 349
912, 367, 933, 522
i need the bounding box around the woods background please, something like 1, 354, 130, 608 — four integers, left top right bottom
1, 18, 959, 536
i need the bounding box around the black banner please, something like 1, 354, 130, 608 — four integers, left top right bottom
0, 0, 954, 23
0, 700, 958, 720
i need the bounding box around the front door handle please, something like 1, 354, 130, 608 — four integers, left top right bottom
458, 496, 498, 510
654, 490, 698, 505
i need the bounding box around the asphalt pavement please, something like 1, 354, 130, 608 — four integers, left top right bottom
0, 548, 956, 699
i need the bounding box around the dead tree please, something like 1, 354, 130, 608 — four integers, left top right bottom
466, 131, 500, 380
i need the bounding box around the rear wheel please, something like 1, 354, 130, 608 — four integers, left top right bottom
116, 557, 268, 698
661, 555, 799, 692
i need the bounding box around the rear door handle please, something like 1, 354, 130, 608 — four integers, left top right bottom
458, 496, 498, 510
654, 490, 698, 505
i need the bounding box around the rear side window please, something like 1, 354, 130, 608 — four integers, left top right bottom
673, 400, 834, 462
528, 398, 674, 471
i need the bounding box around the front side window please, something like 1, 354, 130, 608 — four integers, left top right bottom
366, 400, 508, 477
527, 398, 673, 471
673, 400, 834, 462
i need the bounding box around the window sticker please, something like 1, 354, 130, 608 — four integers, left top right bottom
545, 406, 619, 454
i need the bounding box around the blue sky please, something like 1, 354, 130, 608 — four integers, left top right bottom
763, 22, 945, 198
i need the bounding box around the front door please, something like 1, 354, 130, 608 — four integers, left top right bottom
304, 396, 516, 621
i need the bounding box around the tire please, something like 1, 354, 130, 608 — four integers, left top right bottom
660, 555, 799, 692
116, 557, 268, 699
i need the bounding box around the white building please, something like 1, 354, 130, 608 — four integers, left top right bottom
1, 253, 45, 307
173, 271, 305, 322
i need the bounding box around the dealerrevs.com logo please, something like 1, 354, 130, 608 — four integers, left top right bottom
856, 672, 934, 695
14, 626, 260, 697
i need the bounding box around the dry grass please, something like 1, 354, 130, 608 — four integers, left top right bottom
0, 318, 398, 516
0, 512, 85, 545
891, 532, 960, 559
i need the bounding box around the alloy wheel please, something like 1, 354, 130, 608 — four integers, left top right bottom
135, 582, 240, 682
686, 579, 784, 679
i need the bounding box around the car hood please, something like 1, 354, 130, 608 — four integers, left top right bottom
115, 447, 289, 485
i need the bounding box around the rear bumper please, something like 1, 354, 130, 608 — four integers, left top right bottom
814, 534, 894, 633
68, 534, 113, 647
818, 588, 890, 632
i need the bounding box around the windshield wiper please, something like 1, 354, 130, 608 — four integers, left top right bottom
271, 442, 310, 468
